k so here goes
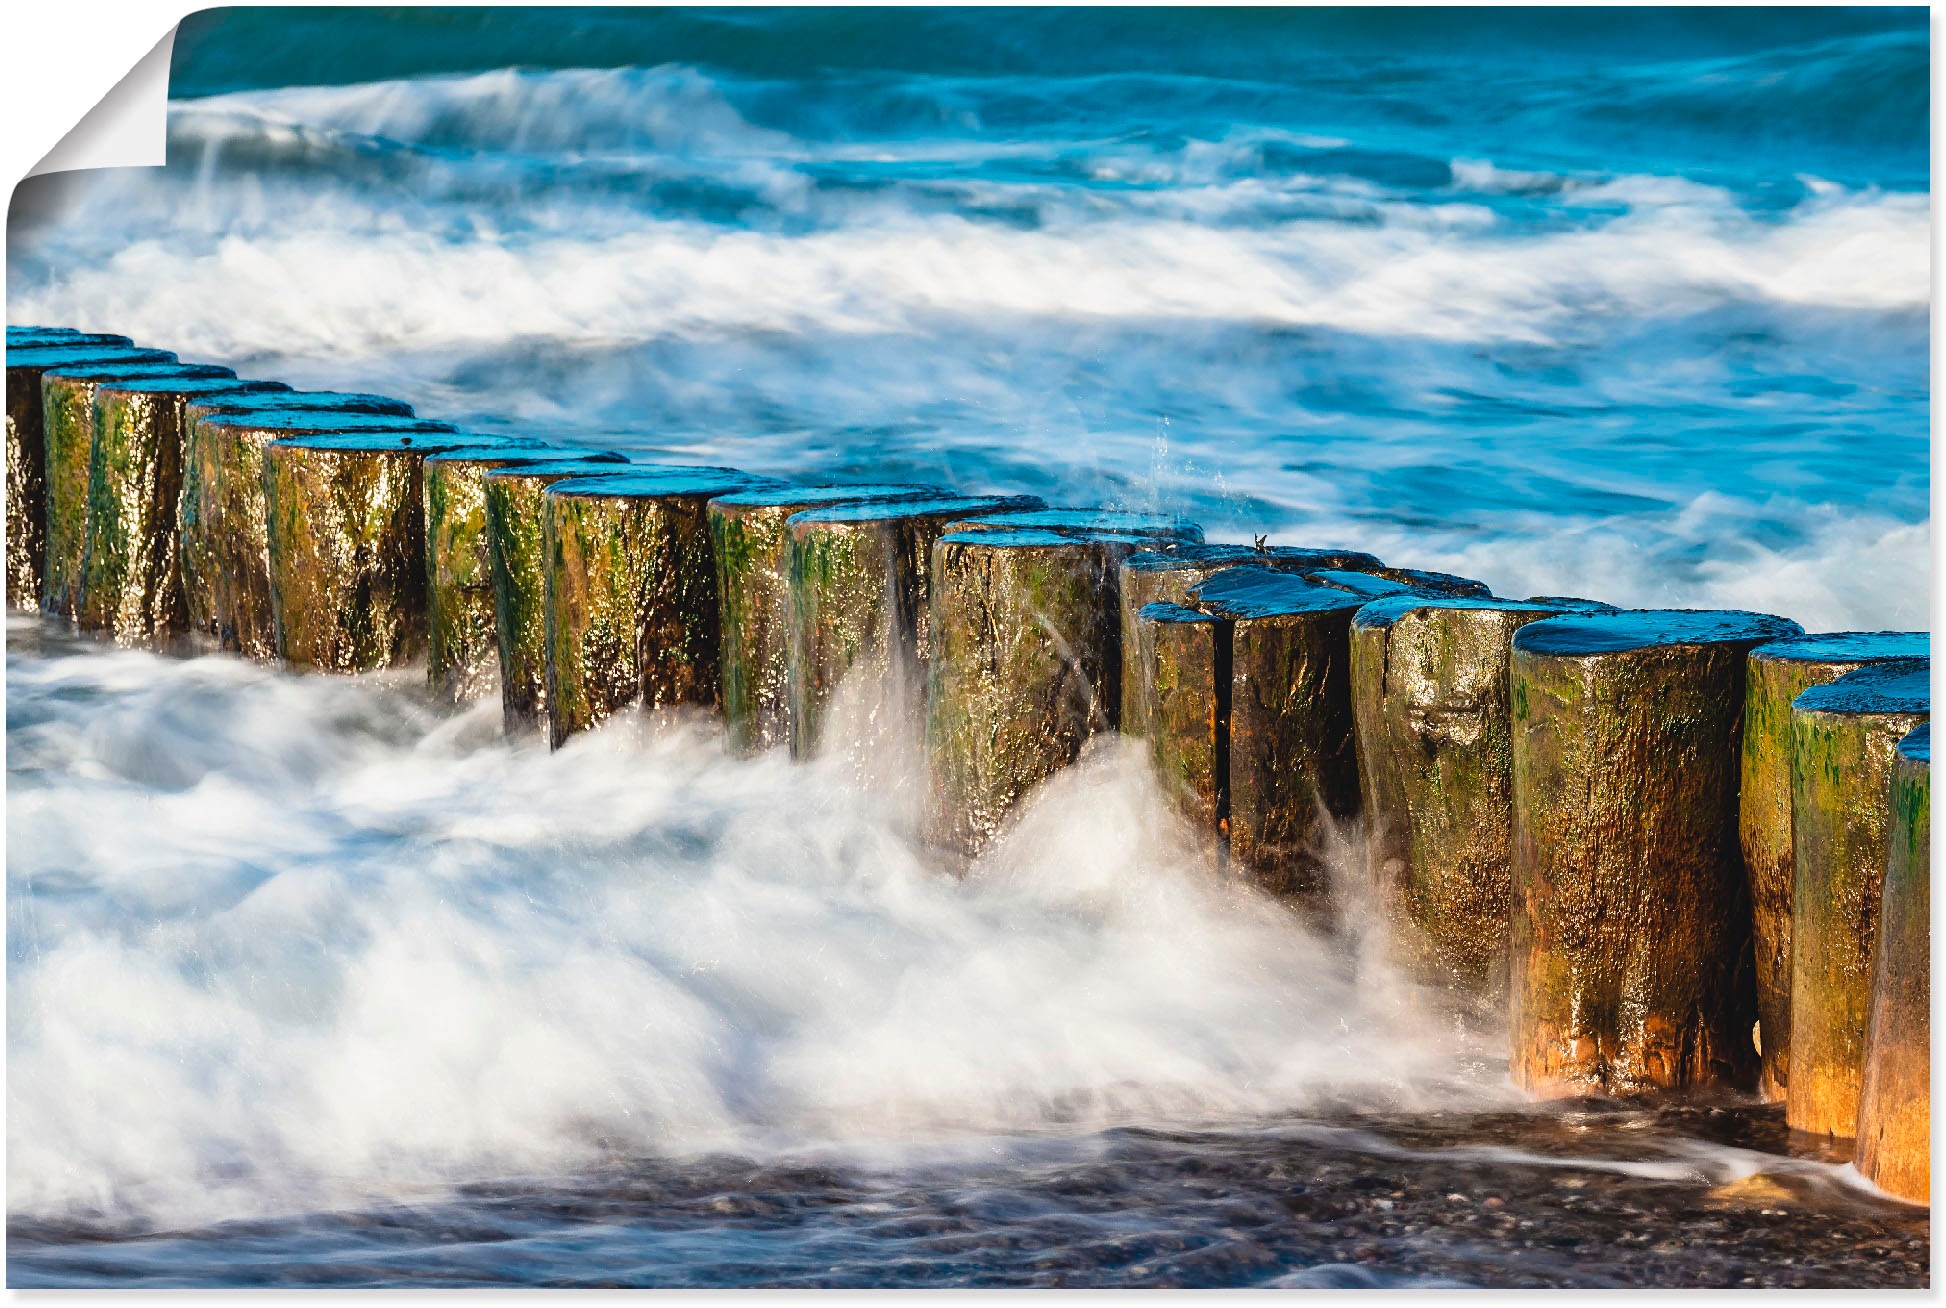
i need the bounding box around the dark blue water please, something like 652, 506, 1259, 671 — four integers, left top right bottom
5, 7, 1931, 1287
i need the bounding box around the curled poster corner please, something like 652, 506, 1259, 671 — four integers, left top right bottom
26, 25, 176, 178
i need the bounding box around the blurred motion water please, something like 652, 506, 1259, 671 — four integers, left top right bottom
5, 7, 1930, 1286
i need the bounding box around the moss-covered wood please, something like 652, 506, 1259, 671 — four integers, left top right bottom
707, 484, 940, 755
1507, 609, 1803, 1097
1130, 601, 1228, 836
262, 430, 519, 671
40, 362, 226, 619
542, 467, 781, 747
425, 445, 622, 704
78, 376, 289, 643
924, 527, 1154, 856
5, 344, 172, 610
1855, 723, 1930, 1204
782, 494, 1044, 761
1349, 596, 1611, 1008
1738, 632, 1927, 1102
483, 461, 639, 734
1118, 542, 1385, 739
183, 411, 459, 658
1785, 662, 1930, 1141
1187, 566, 1374, 908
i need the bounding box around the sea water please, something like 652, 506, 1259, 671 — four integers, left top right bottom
5, 8, 1929, 1286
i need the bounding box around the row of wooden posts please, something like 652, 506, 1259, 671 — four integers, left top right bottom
3, 324, 1931, 1204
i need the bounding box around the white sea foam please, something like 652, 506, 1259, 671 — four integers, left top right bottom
6, 633, 1491, 1226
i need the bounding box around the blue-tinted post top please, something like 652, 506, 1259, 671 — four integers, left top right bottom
944, 508, 1203, 542
1125, 541, 1384, 573
1792, 661, 1930, 716
1190, 565, 1375, 619
1513, 609, 1805, 657
190, 390, 415, 417
45, 361, 234, 383
708, 484, 942, 510
787, 494, 1045, 527
938, 527, 1174, 550
96, 377, 289, 399
267, 430, 515, 455
7, 326, 132, 347
1352, 593, 1585, 632
1750, 630, 1931, 665
203, 409, 457, 435
7, 344, 173, 369
546, 468, 782, 499
484, 459, 639, 481
428, 445, 626, 469
1898, 722, 1929, 765
1307, 570, 1416, 600
1138, 600, 1219, 626
1381, 567, 1492, 597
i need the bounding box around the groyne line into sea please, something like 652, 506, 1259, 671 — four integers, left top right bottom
4, 323, 1931, 1205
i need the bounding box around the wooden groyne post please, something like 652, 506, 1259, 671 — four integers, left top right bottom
782, 493, 1043, 762
1508, 609, 1803, 1096
1854, 723, 1930, 1203
541, 467, 782, 747
707, 484, 940, 755
1738, 632, 1928, 1102
1348, 594, 1610, 1007
1786, 661, 1930, 1141
5, 341, 173, 609
425, 445, 624, 703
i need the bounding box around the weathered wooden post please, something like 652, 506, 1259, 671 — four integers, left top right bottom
782, 493, 1044, 761
483, 460, 640, 734
262, 430, 534, 672
184, 410, 458, 658
6, 342, 173, 609
1508, 609, 1803, 1097
1738, 631, 1928, 1101
1786, 661, 1930, 1141
78, 375, 291, 643
1118, 542, 1386, 739
1371, 566, 1492, 597
542, 467, 782, 747
425, 445, 625, 704
706, 484, 940, 755
1854, 723, 1930, 1204
925, 524, 1194, 856
1130, 600, 1228, 838
1348, 595, 1604, 1007
1185, 566, 1377, 906
40, 361, 230, 619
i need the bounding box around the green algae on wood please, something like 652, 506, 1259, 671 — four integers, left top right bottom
262, 430, 524, 671
184, 410, 459, 659
1738, 631, 1928, 1103
40, 361, 231, 620
1118, 542, 1386, 740
542, 467, 782, 748
1349, 595, 1604, 1009
924, 527, 1153, 856
1786, 662, 1930, 1142
707, 483, 941, 756
783, 494, 1045, 762
79, 375, 290, 643
484, 461, 640, 735
1854, 723, 1930, 1204
1188, 566, 1375, 907
5, 343, 173, 611
425, 445, 624, 704
1508, 608, 1803, 1098
1130, 600, 1228, 837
